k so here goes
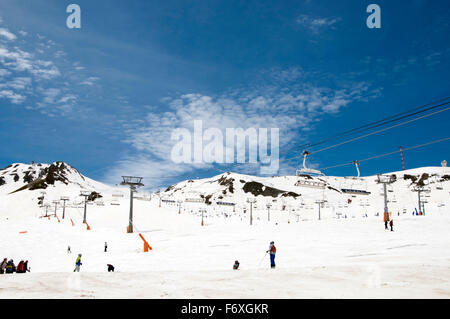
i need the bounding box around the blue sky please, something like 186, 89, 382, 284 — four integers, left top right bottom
0, 0, 449, 189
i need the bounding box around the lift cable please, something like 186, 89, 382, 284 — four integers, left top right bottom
298, 96, 450, 150
319, 136, 450, 172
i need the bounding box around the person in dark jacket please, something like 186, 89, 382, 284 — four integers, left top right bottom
233, 260, 240, 270
104, 242, 108, 253
384, 220, 388, 230
0, 258, 7, 274
390, 219, 394, 232
5, 260, 15, 274
266, 241, 277, 268
17, 260, 25, 273
24, 260, 30, 272
107, 264, 114, 272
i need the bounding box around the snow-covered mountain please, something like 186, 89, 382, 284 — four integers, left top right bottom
0, 161, 120, 219
1, 161, 449, 221
161, 166, 450, 220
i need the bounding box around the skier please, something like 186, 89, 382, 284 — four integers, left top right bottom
384, 220, 388, 230
104, 242, 108, 253
0, 258, 7, 274
107, 264, 115, 272
233, 260, 240, 270
390, 219, 394, 232
266, 241, 276, 269
73, 254, 82, 272
17, 260, 24, 273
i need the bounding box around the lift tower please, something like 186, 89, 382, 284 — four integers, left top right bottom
80, 191, 91, 224
60, 197, 69, 219
121, 176, 144, 233
377, 175, 395, 222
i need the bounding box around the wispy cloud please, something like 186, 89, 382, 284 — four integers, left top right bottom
80, 76, 100, 86
296, 14, 341, 33
105, 72, 380, 189
0, 27, 17, 41
0, 16, 101, 117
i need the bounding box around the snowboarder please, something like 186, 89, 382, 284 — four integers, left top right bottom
266, 241, 276, 268
390, 219, 394, 232
0, 258, 7, 274
107, 264, 114, 272
104, 242, 108, 253
73, 254, 82, 272
384, 220, 388, 230
5, 260, 15, 274
17, 260, 24, 273
233, 260, 240, 270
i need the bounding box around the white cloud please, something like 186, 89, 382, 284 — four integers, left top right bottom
0, 77, 32, 90
0, 20, 100, 117
296, 14, 341, 33
0, 28, 17, 41
0, 68, 10, 77
80, 76, 100, 86
105, 77, 377, 188
0, 89, 26, 104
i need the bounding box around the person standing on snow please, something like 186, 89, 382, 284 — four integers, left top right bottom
74, 254, 82, 272
104, 242, 108, 253
266, 241, 277, 269
67, 246, 71, 254
390, 219, 394, 232
233, 260, 240, 270
384, 220, 388, 230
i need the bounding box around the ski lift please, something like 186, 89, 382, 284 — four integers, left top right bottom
296, 150, 324, 176
353, 160, 361, 178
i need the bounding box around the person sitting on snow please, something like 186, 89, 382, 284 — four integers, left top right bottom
107, 264, 115, 272
5, 260, 16, 274
16, 260, 25, 273
0, 258, 7, 274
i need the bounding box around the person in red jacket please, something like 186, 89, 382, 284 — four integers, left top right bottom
17, 260, 24, 273
389, 219, 394, 232
266, 241, 276, 268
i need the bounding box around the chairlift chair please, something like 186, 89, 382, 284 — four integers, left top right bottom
296, 150, 324, 176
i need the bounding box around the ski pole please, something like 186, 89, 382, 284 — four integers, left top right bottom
258, 252, 268, 266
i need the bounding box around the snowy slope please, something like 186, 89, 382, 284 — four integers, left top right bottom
0, 162, 449, 298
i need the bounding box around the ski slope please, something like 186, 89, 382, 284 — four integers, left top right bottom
0, 162, 449, 298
